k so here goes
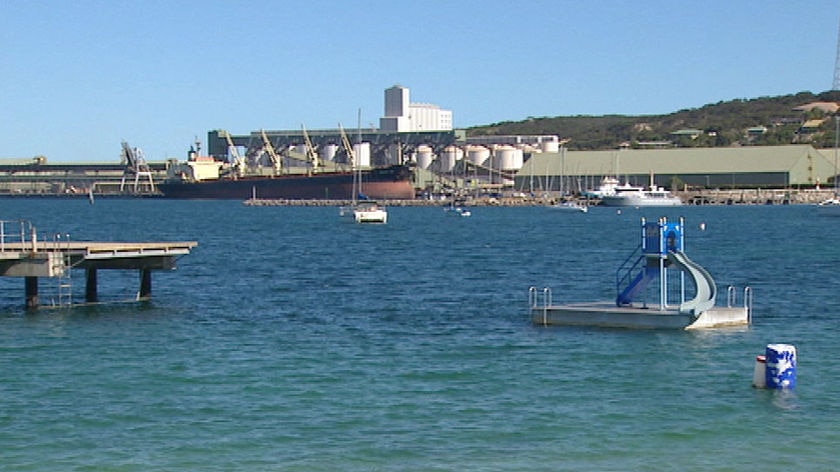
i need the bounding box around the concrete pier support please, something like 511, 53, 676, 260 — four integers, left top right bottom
25, 276, 39, 309
85, 268, 97, 302
139, 269, 152, 300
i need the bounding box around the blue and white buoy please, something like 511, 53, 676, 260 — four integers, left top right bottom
764, 344, 797, 389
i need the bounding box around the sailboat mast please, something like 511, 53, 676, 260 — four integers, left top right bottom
356, 109, 362, 200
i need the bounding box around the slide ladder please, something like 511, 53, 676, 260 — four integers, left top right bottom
668, 250, 717, 315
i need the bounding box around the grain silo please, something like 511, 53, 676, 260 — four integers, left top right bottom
415, 145, 435, 169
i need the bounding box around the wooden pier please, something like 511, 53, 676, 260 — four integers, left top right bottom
0, 222, 196, 308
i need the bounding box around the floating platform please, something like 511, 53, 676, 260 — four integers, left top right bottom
529, 300, 750, 330
529, 217, 752, 330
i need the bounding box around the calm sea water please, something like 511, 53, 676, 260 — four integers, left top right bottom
1, 199, 838, 471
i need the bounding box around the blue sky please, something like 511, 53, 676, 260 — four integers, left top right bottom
2, 0, 838, 162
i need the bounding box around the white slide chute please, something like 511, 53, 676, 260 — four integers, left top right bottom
668, 251, 717, 315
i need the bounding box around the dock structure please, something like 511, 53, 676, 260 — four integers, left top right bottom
0, 220, 196, 309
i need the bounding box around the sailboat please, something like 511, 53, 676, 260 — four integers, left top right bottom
339, 114, 387, 224
817, 117, 840, 216
547, 140, 588, 212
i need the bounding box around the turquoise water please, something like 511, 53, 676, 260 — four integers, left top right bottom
1, 200, 838, 471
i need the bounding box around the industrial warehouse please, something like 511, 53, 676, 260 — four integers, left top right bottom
1, 85, 838, 202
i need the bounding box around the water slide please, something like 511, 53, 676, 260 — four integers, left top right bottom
668, 251, 717, 315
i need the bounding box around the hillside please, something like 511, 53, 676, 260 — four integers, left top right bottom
465, 91, 840, 150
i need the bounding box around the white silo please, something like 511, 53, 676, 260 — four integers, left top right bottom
510, 148, 524, 171
415, 145, 435, 170
319, 143, 338, 162
353, 142, 371, 167
493, 145, 516, 171
466, 145, 490, 166
540, 137, 560, 153
438, 145, 462, 172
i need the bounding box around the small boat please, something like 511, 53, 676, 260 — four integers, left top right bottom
549, 200, 588, 213
444, 200, 472, 217
816, 197, 840, 216
529, 216, 751, 330
445, 206, 471, 217
353, 201, 388, 224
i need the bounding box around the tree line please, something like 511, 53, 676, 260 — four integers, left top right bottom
466, 90, 840, 150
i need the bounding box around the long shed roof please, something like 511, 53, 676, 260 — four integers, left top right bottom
518, 145, 835, 184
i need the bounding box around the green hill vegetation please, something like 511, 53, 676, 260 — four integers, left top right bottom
465, 91, 840, 150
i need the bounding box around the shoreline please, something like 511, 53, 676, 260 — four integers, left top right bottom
243, 188, 836, 207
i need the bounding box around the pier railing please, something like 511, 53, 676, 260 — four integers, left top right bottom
0, 219, 35, 252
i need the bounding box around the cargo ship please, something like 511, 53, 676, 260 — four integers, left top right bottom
157, 145, 416, 200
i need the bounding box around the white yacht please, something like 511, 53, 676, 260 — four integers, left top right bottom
600, 183, 682, 207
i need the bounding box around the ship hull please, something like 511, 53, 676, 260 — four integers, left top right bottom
158, 165, 415, 200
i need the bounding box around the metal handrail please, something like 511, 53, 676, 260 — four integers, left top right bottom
0, 219, 34, 252
726, 286, 737, 307
744, 286, 753, 323
528, 286, 552, 326
528, 286, 552, 308
725, 285, 754, 323
615, 244, 643, 295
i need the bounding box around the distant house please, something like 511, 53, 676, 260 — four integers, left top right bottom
799, 119, 826, 133
794, 119, 826, 143
670, 129, 703, 139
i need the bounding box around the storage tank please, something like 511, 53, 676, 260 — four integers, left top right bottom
541, 139, 560, 153
466, 145, 490, 166
493, 145, 517, 171
353, 142, 371, 167
508, 148, 524, 171
294, 144, 309, 156
415, 145, 435, 170
319, 143, 338, 162
438, 145, 462, 172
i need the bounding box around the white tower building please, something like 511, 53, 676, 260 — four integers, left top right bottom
379, 85, 453, 132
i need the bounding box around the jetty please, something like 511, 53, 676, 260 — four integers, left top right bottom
0, 220, 196, 309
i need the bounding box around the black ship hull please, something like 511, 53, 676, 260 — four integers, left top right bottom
158, 165, 415, 200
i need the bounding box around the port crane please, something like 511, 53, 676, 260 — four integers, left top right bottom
119, 141, 155, 193
220, 130, 246, 176
259, 129, 283, 173
301, 124, 320, 175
